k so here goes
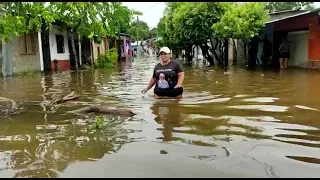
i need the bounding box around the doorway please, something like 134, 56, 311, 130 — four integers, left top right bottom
41, 31, 51, 71
272, 31, 287, 69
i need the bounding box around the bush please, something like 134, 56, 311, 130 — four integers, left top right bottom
95, 48, 119, 69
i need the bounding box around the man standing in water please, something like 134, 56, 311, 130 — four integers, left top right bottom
141, 47, 185, 98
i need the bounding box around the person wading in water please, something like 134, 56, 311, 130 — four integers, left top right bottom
141, 47, 185, 99
279, 37, 292, 69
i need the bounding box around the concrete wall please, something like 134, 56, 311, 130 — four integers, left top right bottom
92, 40, 106, 62
287, 30, 309, 68
11, 33, 41, 73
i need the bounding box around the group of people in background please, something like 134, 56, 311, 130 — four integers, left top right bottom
254, 36, 292, 69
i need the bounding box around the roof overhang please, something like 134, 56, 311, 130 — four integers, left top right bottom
266, 7, 320, 25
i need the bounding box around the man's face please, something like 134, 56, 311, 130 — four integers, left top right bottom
159, 73, 165, 80
160, 51, 170, 63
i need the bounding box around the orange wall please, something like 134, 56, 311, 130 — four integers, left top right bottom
51, 60, 70, 71
308, 14, 320, 61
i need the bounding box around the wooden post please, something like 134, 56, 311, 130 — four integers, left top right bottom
78, 35, 82, 66
90, 40, 94, 68
38, 31, 44, 72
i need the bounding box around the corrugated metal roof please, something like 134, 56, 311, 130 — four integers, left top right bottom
266, 7, 320, 24
269, 8, 303, 15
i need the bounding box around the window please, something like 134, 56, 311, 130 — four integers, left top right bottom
19, 33, 36, 55
56, 34, 65, 54
97, 47, 100, 56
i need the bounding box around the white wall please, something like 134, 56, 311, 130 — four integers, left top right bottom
287, 30, 308, 68
49, 27, 70, 61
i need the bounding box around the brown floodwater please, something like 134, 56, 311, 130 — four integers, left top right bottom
0, 56, 320, 178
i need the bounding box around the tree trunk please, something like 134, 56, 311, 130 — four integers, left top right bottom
199, 44, 214, 66
232, 39, 237, 65
68, 105, 136, 117
69, 29, 78, 71
185, 45, 194, 63
224, 39, 229, 68
176, 49, 180, 59
208, 38, 222, 66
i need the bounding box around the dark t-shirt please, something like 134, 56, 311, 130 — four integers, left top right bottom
152, 60, 184, 89
280, 43, 290, 53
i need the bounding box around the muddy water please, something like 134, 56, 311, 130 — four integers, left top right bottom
0, 57, 320, 178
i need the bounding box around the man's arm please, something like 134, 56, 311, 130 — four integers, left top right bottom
145, 77, 156, 91
176, 72, 185, 88
142, 68, 157, 94
175, 62, 185, 88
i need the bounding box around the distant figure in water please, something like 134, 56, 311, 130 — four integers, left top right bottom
141, 46, 185, 99
279, 37, 293, 69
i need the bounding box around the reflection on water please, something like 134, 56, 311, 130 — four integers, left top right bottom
0, 57, 320, 177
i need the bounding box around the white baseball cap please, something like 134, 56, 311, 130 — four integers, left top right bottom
160, 47, 171, 54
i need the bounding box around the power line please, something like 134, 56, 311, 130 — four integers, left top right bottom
143, 3, 158, 13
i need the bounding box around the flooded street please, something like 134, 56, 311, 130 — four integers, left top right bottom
0, 56, 320, 178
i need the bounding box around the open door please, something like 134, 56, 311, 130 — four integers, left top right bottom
41, 31, 51, 71
272, 31, 287, 69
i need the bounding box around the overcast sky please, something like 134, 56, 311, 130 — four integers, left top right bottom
122, 2, 166, 28
123, 2, 320, 29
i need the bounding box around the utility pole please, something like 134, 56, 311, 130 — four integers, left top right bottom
136, 16, 139, 58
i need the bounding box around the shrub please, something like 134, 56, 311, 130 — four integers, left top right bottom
95, 48, 119, 68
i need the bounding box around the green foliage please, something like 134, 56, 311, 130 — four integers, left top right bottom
156, 2, 270, 66
95, 116, 103, 129
148, 27, 157, 39
0, 2, 139, 42
95, 48, 119, 69
128, 20, 149, 41
172, 2, 228, 46
155, 39, 165, 48
0, 2, 56, 42
213, 2, 269, 41
265, 2, 314, 13
157, 17, 166, 37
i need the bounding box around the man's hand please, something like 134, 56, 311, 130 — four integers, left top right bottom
174, 85, 182, 89
141, 88, 148, 94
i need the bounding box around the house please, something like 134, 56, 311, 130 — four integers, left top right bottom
235, 8, 320, 69
91, 36, 109, 63
89, 33, 134, 64
119, 33, 133, 61
1, 23, 71, 76
45, 25, 71, 71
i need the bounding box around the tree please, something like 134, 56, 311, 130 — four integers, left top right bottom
170, 2, 229, 64
161, 2, 186, 50
0, 2, 56, 42
102, 3, 141, 36
265, 2, 314, 13
148, 27, 157, 39
128, 20, 149, 41
213, 2, 269, 66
